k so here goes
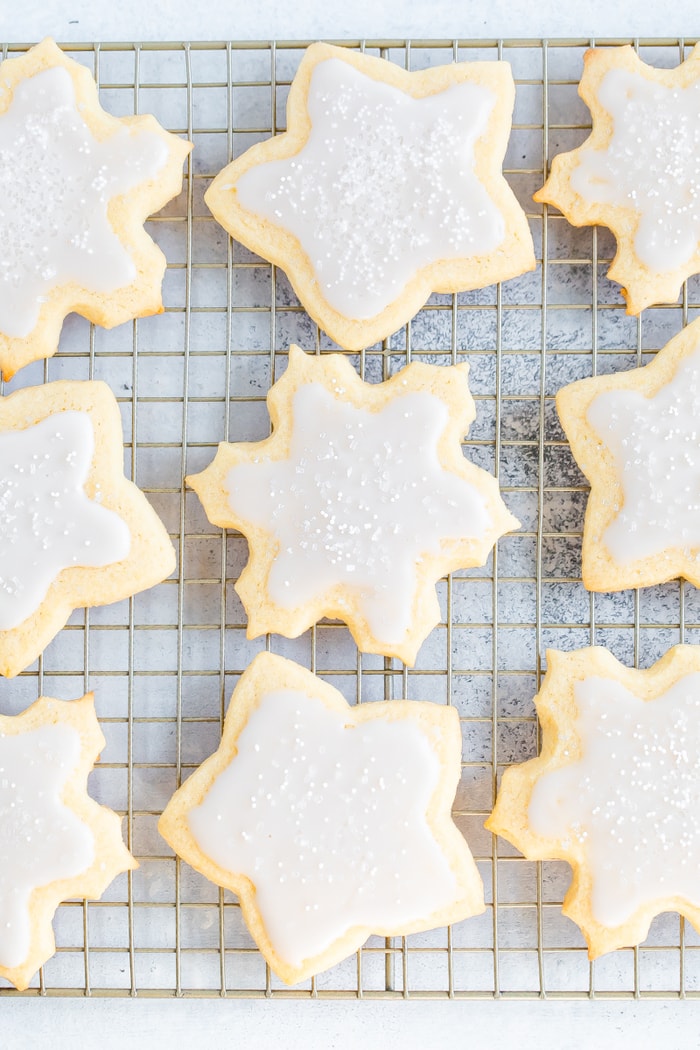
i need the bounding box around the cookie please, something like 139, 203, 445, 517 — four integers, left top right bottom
0, 37, 191, 379
0, 691, 135, 990
188, 346, 518, 665
0, 379, 175, 677
556, 318, 700, 592
535, 45, 700, 314
487, 644, 700, 958
204, 42, 535, 351
159, 650, 483, 984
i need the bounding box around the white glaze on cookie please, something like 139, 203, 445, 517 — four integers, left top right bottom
0, 65, 168, 338
529, 674, 700, 927
225, 382, 490, 645
0, 721, 94, 968
571, 68, 700, 273
586, 347, 700, 563
187, 688, 458, 967
234, 57, 504, 319
0, 411, 131, 631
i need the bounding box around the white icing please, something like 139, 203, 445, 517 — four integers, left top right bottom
235, 57, 504, 320
0, 65, 168, 339
0, 721, 94, 968
226, 382, 491, 645
571, 67, 700, 274
187, 688, 458, 967
586, 347, 700, 564
529, 674, 700, 928
0, 411, 131, 631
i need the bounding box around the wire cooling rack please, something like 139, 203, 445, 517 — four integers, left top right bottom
1, 36, 700, 1000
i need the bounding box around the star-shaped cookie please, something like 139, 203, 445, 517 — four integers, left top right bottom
0, 38, 191, 379
0, 380, 175, 677
556, 318, 700, 592
205, 42, 534, 351
159, 651, 483, 984
188, 346, 518, 664
0, 692, 135, 990
487, 645, 700, 957
536, 45, 700, 314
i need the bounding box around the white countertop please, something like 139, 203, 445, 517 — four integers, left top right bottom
3, 1, 700, 1046
4, 0, 700, 42
1, 996, 695, 1049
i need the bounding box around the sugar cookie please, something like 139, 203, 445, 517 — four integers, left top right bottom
556, 318, 700, 592
536, 45, 700, 314
159, 651, 483, 984
0, 380, 175, 677
205, 42, 535, 350
0, 37, 191, 379
487, 645, 700, 958
0, 692, 135, 990
188, 346, 518, 665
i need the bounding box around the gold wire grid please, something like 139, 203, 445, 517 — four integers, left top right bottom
0, 36, 699, 999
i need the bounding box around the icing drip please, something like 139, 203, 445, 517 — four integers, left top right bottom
571, 67, 700, 273
586, 347, 700, 563
226, 382, 491, 645
187, 688, 458, 967
0, 65, 168, 338
0, 411, 131, 631
529, 674, 700, 927
235, 57, 504, 319
0, 722, 94, 968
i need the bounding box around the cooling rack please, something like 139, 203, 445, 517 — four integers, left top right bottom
1, 35, 700, 1000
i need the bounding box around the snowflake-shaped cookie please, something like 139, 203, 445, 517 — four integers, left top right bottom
536, 45, 700, 314
188, 346, 518, 664
205, 42, 534, 351
0, 692, 135, 990
0, 38, 191, 379
487, 645, 700, 957
0, 380, 175, 678
556, 318, 700, 592
159, 651, 483, 984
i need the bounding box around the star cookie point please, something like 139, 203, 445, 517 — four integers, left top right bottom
159, 650, 483, 984
187, 346, 518, 664
488, 644, 700, 958
0, 691, 136, 990
205, 43, 534, 350
0, 37, 191, 379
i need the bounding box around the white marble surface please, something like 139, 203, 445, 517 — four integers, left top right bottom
3, 0, 700, 43
3, 1, 700, 1047
1, 997, 697, 1049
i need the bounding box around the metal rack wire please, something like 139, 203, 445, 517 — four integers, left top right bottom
1, 36, 699, 999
